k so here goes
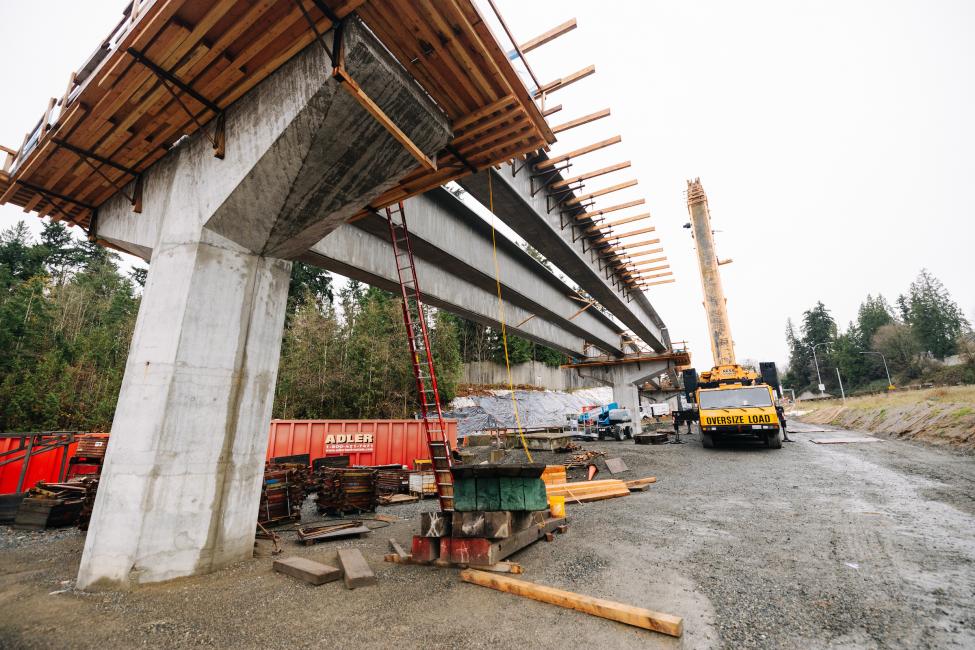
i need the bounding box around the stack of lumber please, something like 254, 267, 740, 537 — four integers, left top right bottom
14, 481, 88, 529
545, 479, 631, 503
376, 468, 409, 494
258, 465, 306, 527
541, 465, 566, 487
316, 468, 378, 515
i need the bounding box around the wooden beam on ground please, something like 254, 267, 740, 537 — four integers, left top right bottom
459, 570, 683, 637
337, 548, 377, 589
551, 108, 610, 134
566, 179, 637, 206
519, 18, 578, 54
536, 135, 620, 170
574, 198, 643, 219
534, 65, 595, 98
553, 161, 630, 190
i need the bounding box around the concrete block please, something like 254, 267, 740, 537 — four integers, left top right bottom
337, 548, 376, 589
273, 557, 342, 585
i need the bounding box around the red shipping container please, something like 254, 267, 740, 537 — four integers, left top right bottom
266, 419, 458, 469
0, 434, 80, 495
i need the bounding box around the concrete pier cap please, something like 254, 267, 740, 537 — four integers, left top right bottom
77, 17, 450, 590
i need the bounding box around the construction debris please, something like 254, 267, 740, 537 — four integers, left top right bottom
296, 521, 371, 545
564, 449, 605, 467
273, 556, 342, 586
376, 467, 410, 494
625, 477, 658, 492
605, 458, 629, 474
459, 570, 683, 637
377, 493, 419, 506
14, 481, 86, 530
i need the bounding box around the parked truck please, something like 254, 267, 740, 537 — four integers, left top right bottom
577, 402, 635, 441
682, 179, 783, 449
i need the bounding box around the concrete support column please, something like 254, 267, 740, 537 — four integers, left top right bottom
78, 17, 450, 590
575, 361, 671, 420
611, 380, 642, 420
77, 233, 291, 589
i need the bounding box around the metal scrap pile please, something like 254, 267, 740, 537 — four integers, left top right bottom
258, 465, 306, 527
315, 467, 378, 515
14, 479, 94, 530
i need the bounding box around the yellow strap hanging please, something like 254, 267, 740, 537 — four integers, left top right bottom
487, 172, 533, 463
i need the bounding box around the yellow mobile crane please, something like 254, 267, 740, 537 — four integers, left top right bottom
683, 179, 784, 449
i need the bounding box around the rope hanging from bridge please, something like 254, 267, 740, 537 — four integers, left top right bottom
487, 172, 533, 463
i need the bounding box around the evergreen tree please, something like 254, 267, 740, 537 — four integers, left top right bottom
899, 269, 968, 358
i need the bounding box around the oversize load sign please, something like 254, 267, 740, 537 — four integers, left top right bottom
702, 414, 774, 426
325, 433, 375, 453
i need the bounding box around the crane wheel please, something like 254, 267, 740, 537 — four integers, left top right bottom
767, 430, 783, 450
702, 432, 715, 449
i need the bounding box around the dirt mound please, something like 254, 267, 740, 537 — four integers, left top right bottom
800, 386, 975, 452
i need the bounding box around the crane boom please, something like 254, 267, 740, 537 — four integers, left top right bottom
686, 178, 735, 368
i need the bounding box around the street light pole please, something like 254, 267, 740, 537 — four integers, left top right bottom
835, 367, 846, 404
859, 351, 894, 390
811, 342, 830, 395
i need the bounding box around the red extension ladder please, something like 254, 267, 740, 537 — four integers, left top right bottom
384, 202, 454, 512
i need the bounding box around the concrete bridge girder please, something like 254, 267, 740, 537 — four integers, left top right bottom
346, 188, 625, 355
458, 165, 669, 352
79, 26, 450, 590
303, 226, 591, 356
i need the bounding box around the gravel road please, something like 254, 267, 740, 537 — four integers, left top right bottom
1, 421, 973, 649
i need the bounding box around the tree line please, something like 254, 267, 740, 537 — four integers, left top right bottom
782, 269, 973, 395
0, 221, 564, 432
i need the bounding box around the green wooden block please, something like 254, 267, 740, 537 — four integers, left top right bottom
475, 476, 501, 511
453, 477, 478, 512
523, 478, 549, 511
499, 477, 526, 511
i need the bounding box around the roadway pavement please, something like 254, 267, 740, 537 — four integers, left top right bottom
0, 421, 972, 648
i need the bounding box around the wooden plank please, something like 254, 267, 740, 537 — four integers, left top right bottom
551, 108, 610, 134
337, 548, 377, 589
625, 477, 657, 488
519, 18, 577, 54
333, 67, 436, 172
452, 511, 513, 538
459, 570, 683, 637
535, 135, 621, 170
634, 278, 676, 288
626, 256, 668, 268
586, 210, 650, 231
534, 65, 595, 98
623, 247, 664, 260
623, 264, 669, 277
553, 161, 630, 190
388, 538, 409, 560
541, 103, 562, 117
273, 556, 342, 585
573, 198, 643, 219
593, 224, 656, 244
567, 179, 638, 206
608, 238, 661, 252
420, 511, 451, 537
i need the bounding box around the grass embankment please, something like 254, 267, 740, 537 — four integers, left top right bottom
799, 386, 975, 452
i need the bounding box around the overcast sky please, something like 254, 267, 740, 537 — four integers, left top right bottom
1, 1, 973, 368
